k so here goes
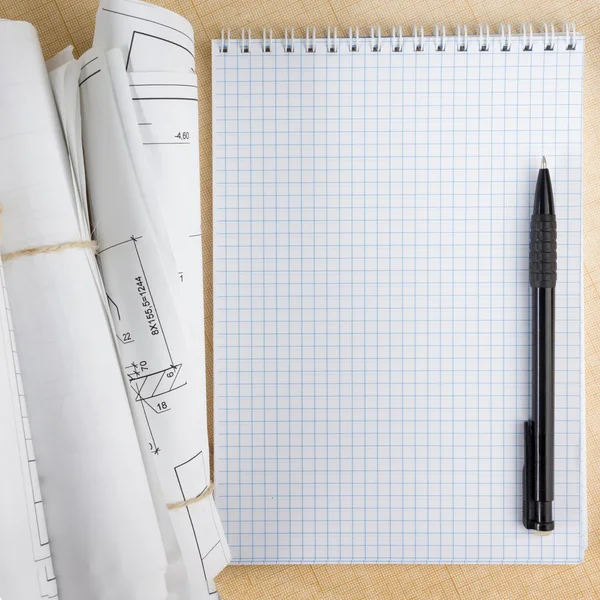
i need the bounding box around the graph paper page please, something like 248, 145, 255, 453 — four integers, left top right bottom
212, 32, 585, 563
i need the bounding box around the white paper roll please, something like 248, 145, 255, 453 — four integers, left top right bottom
0, 20, 168, 600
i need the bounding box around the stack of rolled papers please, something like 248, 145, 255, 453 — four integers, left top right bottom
0, 1, 230, 598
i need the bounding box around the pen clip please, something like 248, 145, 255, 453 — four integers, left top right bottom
522, 420, 536, 530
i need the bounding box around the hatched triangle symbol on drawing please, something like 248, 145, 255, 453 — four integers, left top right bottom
130, 363, 184, 402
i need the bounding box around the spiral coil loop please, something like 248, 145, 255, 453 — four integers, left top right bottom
434, 24, 446, 51
218, 24, 579, 53
349, 27, 360, 52
220, 28, 230, 53
521, 23, 533, 51
262, 28, 272, 52
305, 27, 316, 52
456, 25, 468, 51
499, 23, 512, 51
241, 28, 251, 53
543, 23, 555, 51
371, 26, 382, 52
392, 26, 403, 52
564, 21, 577, 50
413, 25, 424, 51
478, 24, 490, 51
327, 27, 338, 52
284, 28, 295, 52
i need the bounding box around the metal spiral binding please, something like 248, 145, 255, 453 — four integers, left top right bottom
218, 23, 578, 53
349, 27, 360, 52
305, 27, 316, 52
478, 24, 490, 51
241, 28, 250, 53
284, 28, 294, 52
499, 24, 512, 51
412, 25, 424, 51
521, 23, 533, 51
327, 27, 338, 53
392, 26, 403, 52
543, 23, 555, 51
263, 28, 272, 52
371, 26, 381, 52
434, 24, 446, 51
456, 24, 468, 51
220, 28, 230, 53
564, 21, 577, 50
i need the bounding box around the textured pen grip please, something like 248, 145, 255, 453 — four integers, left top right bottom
529, 214, 557, 288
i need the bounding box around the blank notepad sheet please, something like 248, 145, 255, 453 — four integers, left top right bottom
212, 31, 585, 563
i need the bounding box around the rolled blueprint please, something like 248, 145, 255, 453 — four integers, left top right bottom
79, 47, 229, 600
0, 20, 168, 600
88, 0, 230, 595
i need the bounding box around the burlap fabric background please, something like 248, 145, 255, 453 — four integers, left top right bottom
2, 0, 598, 597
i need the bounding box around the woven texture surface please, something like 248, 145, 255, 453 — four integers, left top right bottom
1, 0, 598, 597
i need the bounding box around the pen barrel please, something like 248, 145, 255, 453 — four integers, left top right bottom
532, 287, 555, 506
524, 194, 556, 531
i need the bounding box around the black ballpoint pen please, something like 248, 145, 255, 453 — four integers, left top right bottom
523, 156, 556, 534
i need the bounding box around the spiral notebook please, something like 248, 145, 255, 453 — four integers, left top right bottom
212, 24, 586, 564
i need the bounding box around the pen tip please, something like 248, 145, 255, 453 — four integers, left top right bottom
541, 156, 548, 169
